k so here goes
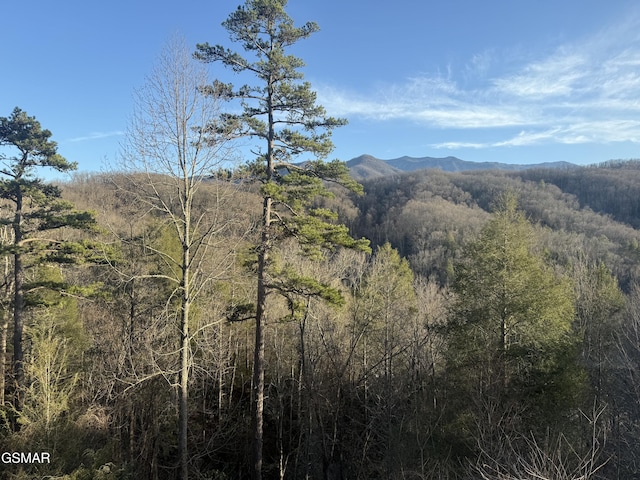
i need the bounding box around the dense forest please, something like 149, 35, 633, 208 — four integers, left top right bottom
3, 1, 640, 480
6, 143, 640, 480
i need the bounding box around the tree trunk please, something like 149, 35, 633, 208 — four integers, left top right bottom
178, 296, 189, 480
178, 199, 192, 480
252, 73, 277, 480
12, 189, 24, 414
0, 310, 7, 406
0, 228, 12, 407
252, 195, 271, 480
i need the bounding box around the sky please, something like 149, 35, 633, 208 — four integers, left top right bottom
3, 0, 640, 178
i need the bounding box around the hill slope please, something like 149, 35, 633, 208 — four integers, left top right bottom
345, 154, 402, 179
346, 164, 640, 287
346, 154, 577, 179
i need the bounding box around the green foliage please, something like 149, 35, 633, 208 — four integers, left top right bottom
273, 264, 344, 306
353, 243, 418, 372
196, 0, 369, 310
447, 193, 582, 439
195, 0, 344, 157
0, 107, 76, 174
20, 309, 81, 432
575, 261, 625, 327
0, 108, 98, 264
148, 221, 183, 277
453, 193, 574, 349
358, 242, 416, 309
195, 0, 358, 198
0, 106, 95, 221
226, 301, 257, 322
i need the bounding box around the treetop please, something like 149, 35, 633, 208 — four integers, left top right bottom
0, 107, 77, 177
222, 0, 318, 50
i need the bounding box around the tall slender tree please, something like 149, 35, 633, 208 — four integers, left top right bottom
350, 243, 418, 477
195, 2, 369, 477
448, 192, 579, 454
0, 107, 96, 413
118, 35, 238, 480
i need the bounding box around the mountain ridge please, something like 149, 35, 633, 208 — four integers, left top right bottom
346, 154, 578, 179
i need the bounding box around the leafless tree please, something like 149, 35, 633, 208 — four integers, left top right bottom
116, 34, 240, 480
474, 405, 608, 480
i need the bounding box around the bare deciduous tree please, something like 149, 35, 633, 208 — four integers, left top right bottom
117, 34, 239, 480
474, 405, 608, 480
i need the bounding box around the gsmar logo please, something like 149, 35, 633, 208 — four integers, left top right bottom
1, 452, 51, 464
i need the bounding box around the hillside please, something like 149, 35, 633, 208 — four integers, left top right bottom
346, 153, 578, 179
344, 154, 402, 179
2, 162, 636, 479
519, 160, 640, 229
346, 162, 640, 287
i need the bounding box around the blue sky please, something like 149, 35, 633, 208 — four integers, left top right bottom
3, 0, 640, 177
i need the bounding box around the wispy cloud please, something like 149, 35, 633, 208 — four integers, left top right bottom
67, 131, 124, 143
493, 51, 587, 99
319, 10, 640, 150
319, 78, 531, 129
432, 120, 640, 150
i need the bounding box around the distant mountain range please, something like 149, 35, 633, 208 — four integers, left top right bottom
346, 154, 578, 180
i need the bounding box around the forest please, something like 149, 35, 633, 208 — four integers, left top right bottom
2, 1, 640, 480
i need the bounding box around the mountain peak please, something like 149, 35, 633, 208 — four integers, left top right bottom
346, 154, 577, 180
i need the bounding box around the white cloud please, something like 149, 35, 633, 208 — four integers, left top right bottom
318, 79, 531, 129
430, 141, 490, 150
67, 131, 124, 143
493, 51, 587, 98
413, 107, 527, 129
432, 120, 640, 150
431, 129, 564, 150
319, 12, 640, 150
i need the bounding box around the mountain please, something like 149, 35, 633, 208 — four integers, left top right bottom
345, 154, 403, 179
346, 154, 577, 179
348, 160, 640, 286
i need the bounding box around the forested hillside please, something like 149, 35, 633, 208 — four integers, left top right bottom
351, 165, 640, 289
519, 160, 640, 229
0, 158, 639, 479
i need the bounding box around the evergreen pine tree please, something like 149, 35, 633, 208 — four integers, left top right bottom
0, 107, 96, 414
195, 2, 369, 477
448, 192, 580, 449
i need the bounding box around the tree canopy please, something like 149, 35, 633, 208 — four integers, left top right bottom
195, 2, 368, 478
0, 107, 96, 415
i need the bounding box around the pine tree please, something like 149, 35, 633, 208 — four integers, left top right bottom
448, 192, 579, 448
0, 107, 96, 414
195, 2, 369, 477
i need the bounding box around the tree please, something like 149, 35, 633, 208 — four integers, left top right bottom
448, 192, 579, 454
573, 260, 624, 405
195, 2, 369, 478
0, 107, 96, 414
614, 283, 640, 476
349, 243, 418, 476
0, 225, 14, 408
19, 267, 85, 441
117, 35, 238, 480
